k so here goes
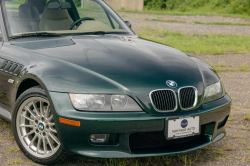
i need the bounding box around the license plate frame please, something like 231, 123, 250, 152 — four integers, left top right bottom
165, 116, 200, 140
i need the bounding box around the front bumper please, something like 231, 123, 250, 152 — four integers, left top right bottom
48, 92, 231, 158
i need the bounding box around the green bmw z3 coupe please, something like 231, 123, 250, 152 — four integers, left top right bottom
0, 0, 231, 164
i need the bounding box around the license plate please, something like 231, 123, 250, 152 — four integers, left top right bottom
166, 116, 200, 140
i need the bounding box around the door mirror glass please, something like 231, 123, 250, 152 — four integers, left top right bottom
124, 21, 132, 28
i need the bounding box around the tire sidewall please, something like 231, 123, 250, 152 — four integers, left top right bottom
12, 87, 66, 165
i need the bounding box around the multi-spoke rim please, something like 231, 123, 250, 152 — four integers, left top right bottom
16, 97, 60, 158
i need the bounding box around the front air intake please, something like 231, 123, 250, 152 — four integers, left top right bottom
150, 90, 177, 112
129, 131, 199, 151
179, 87, 197, 110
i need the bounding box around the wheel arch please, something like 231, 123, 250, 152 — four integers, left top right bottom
16, 74, 48, 101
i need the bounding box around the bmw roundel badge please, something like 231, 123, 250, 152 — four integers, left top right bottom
39, 124, 44, 131
181, 119, 188, 128
166, 80, 177, 88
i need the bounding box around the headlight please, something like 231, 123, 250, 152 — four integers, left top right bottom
111, 95, 128, 108
69, 94, 142, 112
203, 81, 225, 104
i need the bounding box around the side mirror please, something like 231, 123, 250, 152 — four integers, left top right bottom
124, 21, 132, 28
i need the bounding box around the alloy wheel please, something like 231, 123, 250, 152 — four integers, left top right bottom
16, 97, 60, 158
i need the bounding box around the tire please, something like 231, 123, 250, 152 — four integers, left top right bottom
12, 86, 67, 165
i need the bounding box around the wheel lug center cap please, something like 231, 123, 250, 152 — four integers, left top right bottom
38, 123, 45, 131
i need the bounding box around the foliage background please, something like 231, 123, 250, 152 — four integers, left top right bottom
144, 0, 250, 16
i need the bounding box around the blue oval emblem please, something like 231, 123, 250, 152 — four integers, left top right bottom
166, 80, 177, 88
39, 124, 44, 131
181, 119, 188, 128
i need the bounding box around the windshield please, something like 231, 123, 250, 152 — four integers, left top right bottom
3, 0, 132, 36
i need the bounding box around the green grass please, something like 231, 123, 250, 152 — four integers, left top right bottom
232, 133, 245, 139
77, 7, 103, 12
214, 157, 226, 161
244, 114, 250, 120
143, 0, 250, 18
64, 149, 209, 165
216, 149, 225, 155
5, 0, 25, 9
3, 123, 12, 130
146, 17, 186, 23
70, 156, 174, 166
178, 151, 204, 165
5, 3, 20, 8
118, 9, 250, 20
194, 21, 250, 26
139, 27, 250, 55
211, 64, 250, 72
239, 141, 247, 145
5, 146, 20, 153
7, 159, 22, 164
120, 15, 129, 17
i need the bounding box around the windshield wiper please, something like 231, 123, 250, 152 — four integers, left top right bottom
74, 31, 107, 35
9, 31, 128, 40
9, 32, 62, 40
71, 31, 129, 36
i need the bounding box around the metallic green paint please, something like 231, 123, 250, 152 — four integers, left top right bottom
48, 91, 230, 157
0, 34, 231, 157
0, 0, 231, 158
4, 35, 219, 115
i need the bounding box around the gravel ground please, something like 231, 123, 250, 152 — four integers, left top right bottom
1, 13, 250, 165
118, 12, 250, 36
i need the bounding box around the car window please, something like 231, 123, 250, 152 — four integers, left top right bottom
0, 19, 2, 41
3, 0, 132, 36
0, 32, 1, 41
78, 1, 111, 27
110, 16, 120, 29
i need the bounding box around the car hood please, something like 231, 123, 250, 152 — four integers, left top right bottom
32, 35, 203, 89
12, 35, 205, 114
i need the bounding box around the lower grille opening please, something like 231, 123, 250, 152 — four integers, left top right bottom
130, 131, 198, 150
129, 125, 208, 153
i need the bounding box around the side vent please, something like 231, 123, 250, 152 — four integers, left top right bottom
4, 62, 13, 71
13, 65, 23, 76
0, 59, 8, 70
9, 64, 18, 72
0, 58, 23, 76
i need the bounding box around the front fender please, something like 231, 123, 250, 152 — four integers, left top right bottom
19, 59, 130, 94
190, 57, 220, 87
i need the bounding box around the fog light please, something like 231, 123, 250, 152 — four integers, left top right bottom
90, 134, 110, 143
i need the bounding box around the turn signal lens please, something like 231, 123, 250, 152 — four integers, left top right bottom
59, 118, 80, 127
